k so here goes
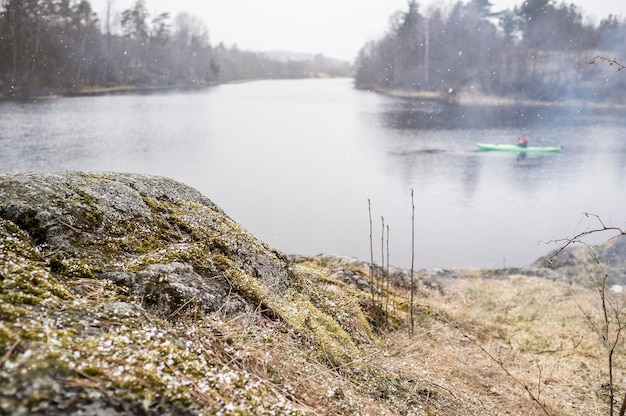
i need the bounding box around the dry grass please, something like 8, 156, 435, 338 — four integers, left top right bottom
4, 234, 625, 415
380, 273, 625, 415
211, 260, 626, 415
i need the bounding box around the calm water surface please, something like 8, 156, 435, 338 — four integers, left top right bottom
2, 78, 626, 269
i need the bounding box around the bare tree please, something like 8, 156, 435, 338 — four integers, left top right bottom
548, 214, 626, 416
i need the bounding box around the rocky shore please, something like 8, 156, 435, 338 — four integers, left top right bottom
1, 172, 624, 415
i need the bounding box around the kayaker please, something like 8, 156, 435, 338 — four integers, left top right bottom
517, 134, 529, 148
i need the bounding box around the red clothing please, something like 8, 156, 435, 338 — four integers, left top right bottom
518, 135, 529, 147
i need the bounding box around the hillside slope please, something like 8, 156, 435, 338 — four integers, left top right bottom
0, 172, 621, 415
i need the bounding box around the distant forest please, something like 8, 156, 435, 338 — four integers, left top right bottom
355, 0, 626, 103
0, 0, 352, 97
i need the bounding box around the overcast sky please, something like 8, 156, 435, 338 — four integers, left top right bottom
91, 0, 626, 61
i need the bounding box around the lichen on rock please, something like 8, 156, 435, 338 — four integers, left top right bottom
0, 172, 378, 415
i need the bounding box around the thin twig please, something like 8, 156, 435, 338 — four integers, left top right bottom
548, 215, 626, 416
590, 55, 626, 71
368, 199, 375, 303
410, 189, 415, 337
0, 337, 21, 365
381, 216, 385, 296
544, 213, 625, 266
168, 298, 198, 319
385, 224, 391, 322
418, 304, 552, 416
58, 219, 83, 234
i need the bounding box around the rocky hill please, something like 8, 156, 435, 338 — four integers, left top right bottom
0, 172, 623, 415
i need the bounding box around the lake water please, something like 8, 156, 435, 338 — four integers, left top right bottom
2, 78, 626, 269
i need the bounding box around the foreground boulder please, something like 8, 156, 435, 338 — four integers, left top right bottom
0, 172, 298, 319
0, 172, 377, 415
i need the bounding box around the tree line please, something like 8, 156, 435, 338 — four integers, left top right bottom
355, 0, 626, 103
0, 0, 351, 98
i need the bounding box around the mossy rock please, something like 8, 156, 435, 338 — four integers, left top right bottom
0, 172, 378, 414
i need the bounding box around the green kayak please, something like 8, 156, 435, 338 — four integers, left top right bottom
476, 143, 562, 153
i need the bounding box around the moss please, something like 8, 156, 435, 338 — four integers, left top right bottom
81, 366, 104, 377
0, 173, 420, 415
94, 196, 211, 258
101, 217, 170, 255
143, 196, 267, 260
9, 208, 48, 245
0, 267, 69, 305
1, 220, 74, 311
82, 207, 103, 231
130, 242, 367, 371
3, 292, 42, 305
0, 220, 43, 263
155, 245, 208, 269
0, 303, 29, 321
0, 325, 18, 356
291, 261, 381, 342
275, 291, 361, 368
47, 256, 100, 279
215, 254, 265, 299
74, 187, 95, 205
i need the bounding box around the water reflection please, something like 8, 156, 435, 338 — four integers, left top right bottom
1, 79, 626, 269
382, 97, 626, 132
373, 92, 626, 268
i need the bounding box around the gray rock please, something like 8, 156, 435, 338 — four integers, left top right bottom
0, 172, 294, 319
0, 172, 311, 414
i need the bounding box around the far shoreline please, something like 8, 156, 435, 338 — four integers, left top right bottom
355, 83, 626, 110
4, 78, 626, 111
0, 73, 351, 101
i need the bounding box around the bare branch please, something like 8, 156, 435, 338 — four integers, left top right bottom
590, 56, 626, 71
368, 198, 376, 303
545, 213, 625, 266
548, 214, 626, 415
410, 189, 416, 337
